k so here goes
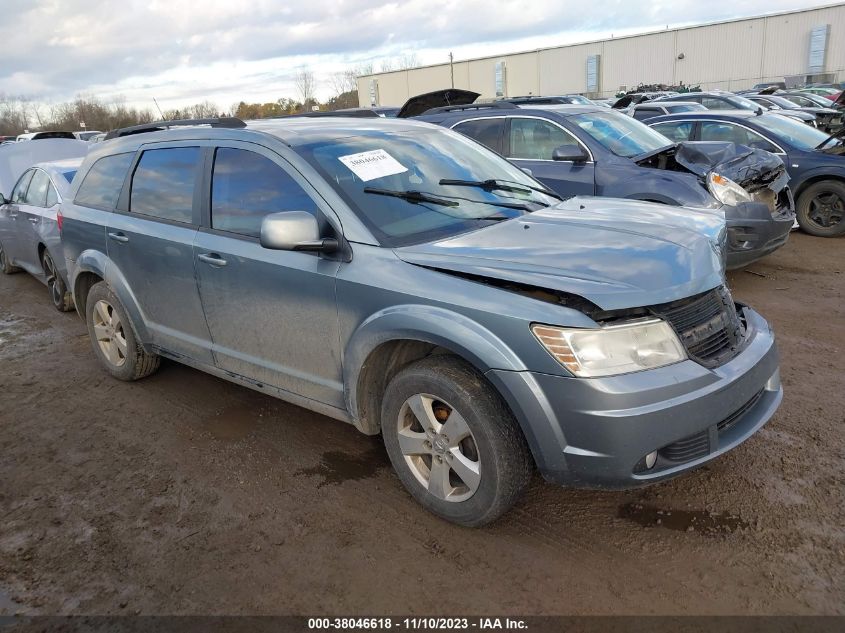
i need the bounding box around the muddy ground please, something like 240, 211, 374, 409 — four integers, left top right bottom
0, 232, 843, 616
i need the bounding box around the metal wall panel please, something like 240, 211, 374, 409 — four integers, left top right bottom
357, 4, 845, 106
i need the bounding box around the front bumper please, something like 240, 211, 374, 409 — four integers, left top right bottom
487, 307, 781, 489
724, 198, 795, 270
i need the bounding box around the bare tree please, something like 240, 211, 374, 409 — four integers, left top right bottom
294, 69, 316, 107
379, 59, 394, 73
398, 53, 420, 70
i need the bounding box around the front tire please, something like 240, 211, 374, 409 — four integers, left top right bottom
796, 181, 845, 237
381, 356, 533, 527
41, 250, 73, 312
85, 282, 160, 381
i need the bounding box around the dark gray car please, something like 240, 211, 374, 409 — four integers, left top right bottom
60, 117, 782, 526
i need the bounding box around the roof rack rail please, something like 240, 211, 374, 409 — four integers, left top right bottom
286, 109, 381, 119
104, 117, 247, 140
422, 102, 518, 115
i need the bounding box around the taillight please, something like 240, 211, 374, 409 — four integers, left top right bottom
56, 209, 63, 233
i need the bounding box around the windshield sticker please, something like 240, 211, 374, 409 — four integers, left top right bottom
338, 149, 408, 182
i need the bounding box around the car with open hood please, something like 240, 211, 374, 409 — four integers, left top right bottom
0, 139, 89, 309
0, 157, 83, 310
59, 115, 781, 526
648, 110, 845, 236
409, 97, 794, 269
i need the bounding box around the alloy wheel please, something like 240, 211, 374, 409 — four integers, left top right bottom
808, 191, 845, 228
92, 300, 128, 367
42, 252, 62, 307
396, 393, 481, 502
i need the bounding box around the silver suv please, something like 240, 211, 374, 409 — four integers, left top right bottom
59, 117, 782, 525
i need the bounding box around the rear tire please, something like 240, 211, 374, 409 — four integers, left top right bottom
85, 282, 160, 381
381, 355, 533, 527
41, 250, 73, 312
0, 241, 21, 274
796, 180, 845, 237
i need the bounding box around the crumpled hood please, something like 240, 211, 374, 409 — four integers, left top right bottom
396, 197, 726, 311
672, 141, 786, 191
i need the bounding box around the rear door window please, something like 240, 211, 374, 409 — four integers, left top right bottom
633, 108, 661, 120
451, 118, 505, 153
650, 121, 694, 142
507, 118, 580, 160
130, 147, 201, 224
46, 183, 59, 207
11, 170, 34, 203
24, 170, 50, 207
211, 148, 319, 238
699, 122, 779, 152
75, 153, 134, 209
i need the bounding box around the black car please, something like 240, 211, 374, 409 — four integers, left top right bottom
413, 101, 795, 268
654, 91, 817, 126
745, 94, 841, 133
647, 111, 845, 236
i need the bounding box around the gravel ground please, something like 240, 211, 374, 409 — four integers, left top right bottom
0, 232, 843, 616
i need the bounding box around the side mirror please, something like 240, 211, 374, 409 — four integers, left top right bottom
260, 211, 338, 253
552, 144, 588, 163
520, 167, 534, 177
0, 193, 7, 205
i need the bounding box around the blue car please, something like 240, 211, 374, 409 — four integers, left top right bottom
413, 101, 795, 269
646, 110, 845, 236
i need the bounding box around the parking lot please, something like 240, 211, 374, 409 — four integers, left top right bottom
0, 232, 843, 616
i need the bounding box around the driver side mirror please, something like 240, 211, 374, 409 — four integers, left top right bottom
0, 193, 7, 205
552, 144, 588, 163
260, 211, 338, 253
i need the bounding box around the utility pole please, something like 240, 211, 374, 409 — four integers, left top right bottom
449, 52, 454, 88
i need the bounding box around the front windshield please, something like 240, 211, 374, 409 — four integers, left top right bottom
566, 95, 593, 105
297, 127, 558, 247
765, 96, 800, 110
569, 110, 672, 157
785, 93, 830, 108
756, 114, 838, 150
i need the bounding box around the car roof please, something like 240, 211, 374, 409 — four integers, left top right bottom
635, 101, 701, 108
648, 110, 759, 120
95, 116, 442, 153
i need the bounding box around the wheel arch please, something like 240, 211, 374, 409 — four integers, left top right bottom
792, 172, 845, 200
72, 250, 152, 348
344, 305, 527, 436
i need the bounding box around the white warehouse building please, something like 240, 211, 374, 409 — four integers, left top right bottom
357, 3, 845, 107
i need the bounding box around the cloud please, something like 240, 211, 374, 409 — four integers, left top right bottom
0, 0, 838, 109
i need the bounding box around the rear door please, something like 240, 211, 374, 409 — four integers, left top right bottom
107, 143, 214, 363
193, 143, 344, 407
0, 169, 34, 265
16, 169, 53, 273
504, 116, 595, 196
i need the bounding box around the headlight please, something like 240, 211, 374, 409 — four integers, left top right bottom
531, 319, 687, 377
708, 172, 752, 206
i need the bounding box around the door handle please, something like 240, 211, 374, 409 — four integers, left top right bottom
198, 253, 227, 267
29, 217, 38, 224
108, 232, 129, 243
9, 213, 17, 219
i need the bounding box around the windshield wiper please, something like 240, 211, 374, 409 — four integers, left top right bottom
439, 178, 563, 201
363, 187, 459, 207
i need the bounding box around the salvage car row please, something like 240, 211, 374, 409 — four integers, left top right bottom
0, 94, 817, 525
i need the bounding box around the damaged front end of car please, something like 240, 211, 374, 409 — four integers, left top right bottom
637, 141, 795, 269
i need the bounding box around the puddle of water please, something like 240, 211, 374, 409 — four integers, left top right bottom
204, 405, 263, 441
618, 503, 748, 534
295, 442, 389, 488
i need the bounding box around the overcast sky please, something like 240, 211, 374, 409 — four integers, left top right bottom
0, 0, 839, 112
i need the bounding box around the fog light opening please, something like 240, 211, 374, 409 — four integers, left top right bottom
645, 451, 658, 470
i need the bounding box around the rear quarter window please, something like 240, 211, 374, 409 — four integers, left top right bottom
75, 153, 134, 210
